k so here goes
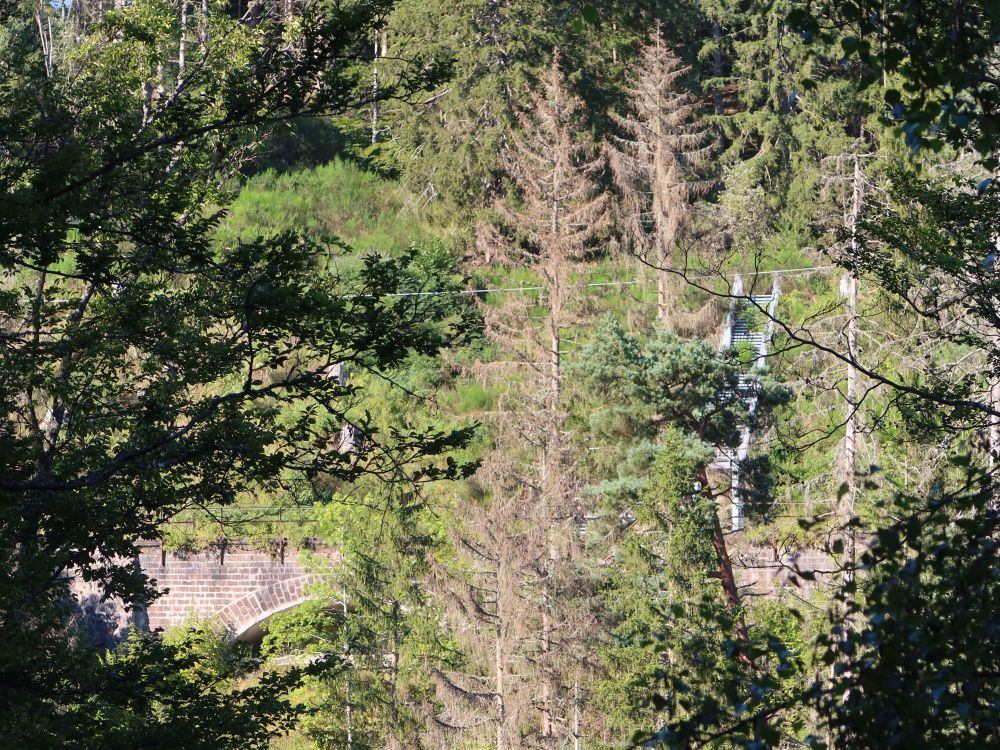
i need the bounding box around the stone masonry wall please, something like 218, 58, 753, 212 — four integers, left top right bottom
137, 542, 333, 638
71, 540, 828, 647
732, 543, 837, 596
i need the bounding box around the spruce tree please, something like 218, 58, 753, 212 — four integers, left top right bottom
608, 23, 714, 323
496, 49, 608, 743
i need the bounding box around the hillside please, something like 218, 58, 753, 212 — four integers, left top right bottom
2, 1, 999, 749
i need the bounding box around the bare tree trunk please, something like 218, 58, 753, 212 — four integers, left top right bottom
199, 0, 209, 47
345, 672, 353, 749
653, 29, 669, 325
990, 233, 1000, 481
389, 601, 401, 742
698, 468, 750, 649
843, 268, 859, 576
343, 585, 353, 750
539, 167, 563, 742
494, 610, 506, 750
842, 152, 863, 583
540, 321, 559, 741
657, 271, 669, 324
178, 0, 187, 80
711, 19, 728, 149
371, 30, 382, 144
991, 387, 1000, 467
712, 20, 724, 118
35, 4, 54, 79
573, 680, 581, 750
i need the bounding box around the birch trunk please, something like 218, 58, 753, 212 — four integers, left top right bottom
178, 0, 187, 80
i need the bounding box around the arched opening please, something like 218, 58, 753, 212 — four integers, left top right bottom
233, 597, 310, 642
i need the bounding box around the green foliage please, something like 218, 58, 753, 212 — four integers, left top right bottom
5, 0, 997, 746
260, 487, 461, 750
788, 0, 1000, 166
373, 0, 703, 214
645, 467, 1000, 750
0, 0, 467, 744
0, 626, 334, 750
598, 436, 798, 741
572, 317, 788, 466
573, 319, 797, 740
815, 471, 1000, 748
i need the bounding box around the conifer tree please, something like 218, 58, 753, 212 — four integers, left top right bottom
261, 489, 457, 750
434, 451, 545, 750
595, 430, 748, 738
378, 0, 555, 207
572, 319, 790, 666
608, 23, 714, 324
495, 48, 608, 743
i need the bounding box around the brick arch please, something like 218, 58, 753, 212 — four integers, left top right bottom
135, 544, 338, 637
218, 575, 317, 640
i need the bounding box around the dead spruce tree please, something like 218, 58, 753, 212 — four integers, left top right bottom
825, 148, 870, 581
608, 23, 714, 324
490, 48, 608, 745
431, 449, 545, 750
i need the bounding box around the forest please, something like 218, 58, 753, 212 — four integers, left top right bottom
2, 0, 1000, 748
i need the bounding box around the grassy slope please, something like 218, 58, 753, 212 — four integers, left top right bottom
219, 158, 446, 254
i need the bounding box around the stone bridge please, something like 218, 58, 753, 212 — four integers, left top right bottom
731, 545, 837, 596
73, 542, 338, 645
139, 542, 339, 639
72, 540, 832, 646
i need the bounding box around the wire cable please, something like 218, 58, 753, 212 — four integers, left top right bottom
376, 264, 838, 299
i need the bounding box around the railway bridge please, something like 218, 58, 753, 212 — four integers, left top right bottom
73, 541, 338, 645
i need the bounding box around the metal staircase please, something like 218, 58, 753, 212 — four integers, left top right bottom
713, 274, 780, 532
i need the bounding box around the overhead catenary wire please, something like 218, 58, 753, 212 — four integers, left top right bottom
4, 266, 836, 337
164, 263, 841, 531
373, 264, 837, 299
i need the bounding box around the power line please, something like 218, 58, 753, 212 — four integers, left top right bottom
378, 265, 837, 299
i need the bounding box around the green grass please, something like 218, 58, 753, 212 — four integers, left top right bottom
219, 158, 451, 254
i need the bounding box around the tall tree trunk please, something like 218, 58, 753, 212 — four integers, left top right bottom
653, 29, 669, 324
712, 20, 724, 116
178, 0, 188, 80
494, 605, 507, 750
712, 19, 728, 148
35, 4, 54, 79
572, 680, 581, 750
989, 232, 1000, 488
542, 335, 558, 742
388, 600, 400, 748
540, 324, 559, 741
371, 30, 383, 144
698, 467, 750, 648
343, 585, 353, 750
842, 152, 863, 583
657, 270, 669, 324
199, 0, 208, 47
539, 178, 563, 742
